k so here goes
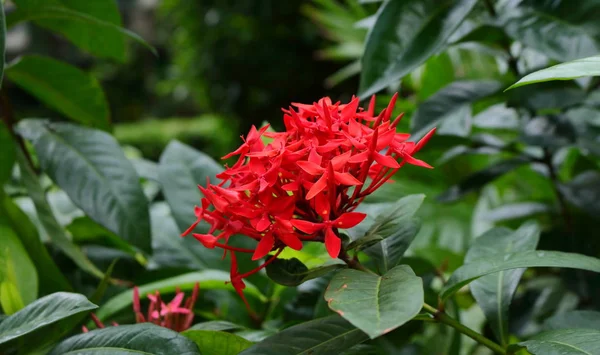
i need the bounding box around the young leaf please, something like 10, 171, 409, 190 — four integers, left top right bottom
6, 56, 110, 130
0, 123, 15, 184
544, 310, 600, 331
266, 258, 346, 286
0, 292, 97, 352
49, 323, 200, 355
324, 265, 423, 339
182, 330, 253, 355
464, 223, 540, 346
240, 315, 369, 355
95, 270, 266, 322
359, 0, 478, 98
507, 55, 600, 90
440, 251, 600, 301
510, 329, 600, 355
0, 226, 37, 308
17, 119, 151, 253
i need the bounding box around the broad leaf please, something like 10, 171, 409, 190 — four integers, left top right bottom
15, 147, 105, 279
410, 80, 503, 137
482, 202, 551, 222
188, 321, 246, 332
359, 0, 478, 97
0, 292, 97, 352
324, 265, 423, 339
95, 270, 266, 322
507, 55, 600, 90
559, 171, 600, 217
266, 258, 345, 286
182, 330, 253, 355
364, 219, 421, 273
240, 315, 369, 355
6, 56, 110, 129
0, 226, 37, 308
544, 311, 600, 331
17, 120, 151, 253
0, 123, 15, 185
511, 329, 600, 355
464, 223, 540, 345
440, 251, 600, 300
158, 140, 223, 233
49, 323, 200, 355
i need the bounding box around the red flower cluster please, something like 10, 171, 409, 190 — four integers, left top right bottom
183, 94, 434, 308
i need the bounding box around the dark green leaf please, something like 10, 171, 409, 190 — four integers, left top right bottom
95, 270, 266, 322
0, 2, 4, 86
364, 219, 421, 273
440, 250, 600, 301
0, 123, 16, 185
240, 315, 368, 355
465, 223, 540, 345
359, 0, 478, 97
266, 258, 346, 286
544, 311, 600, 331
17, 119, 151, 253
450, 25, 509, 47
325, 265, 424, 339
182, 330, 253, 355
15, 147, 105, 279
438, 158, 528, 203
188, 321, 246, 332
559, 171, 600, 217
89, 260, 117, 305
507, 55, 600, 90
158, 140, 223, 233
6, 56, 110, 129
0, 225, 37, 308
49, 323, 200, 355
511, 329, 600, 355
0, 292, 97, 352
482, 202, 551, 222
410, 80, 503, 137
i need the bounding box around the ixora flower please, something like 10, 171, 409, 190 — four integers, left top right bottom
182, 94, 435, 309
83, 283, 199, 333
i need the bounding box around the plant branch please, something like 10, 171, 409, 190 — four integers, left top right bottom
422, 303, 506, 354
338, 249, 378, 275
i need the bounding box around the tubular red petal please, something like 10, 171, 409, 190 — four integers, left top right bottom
334, 212, 367, 228
192, 233, 218, 248
297, 160, 325, 175
414, 127, 436, 153
278, 232, 304, 250
252, 233, 275, 260
306, 174, 328, 200
290, 219, 324, 234
374, 152, 400, 168
334, 172, 362, 186
324, 228, 341, 258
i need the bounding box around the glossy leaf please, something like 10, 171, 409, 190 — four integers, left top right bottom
544, 311, 600, 331
17, 119, 151, 253
266, 258, 345, 286
188, 321, 246, 332
15, 147, 105, 279
0, 292, 97, 351
0, 226, 37, 308
507, 55, 600, 90
324, 265, 423, 339
364, 219, 421, 273
512, 329, 600, 355
482, 202, 551, 222
464, 223, 540, 345
410, 80, 503, 137
6, 56, 110, 129
49, 323, 200, 355
240, 315, 368, 355
182, 330, 253, 355
559, 171, 600, 217
0, 124, 13, 185
440, 251, 600, 300
96, 270, 266, 322
158, 140, 224, 233
359, 0, 478, 97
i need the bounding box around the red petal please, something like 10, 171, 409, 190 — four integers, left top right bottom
192, 233, 218, 248
334, 212, 367, 229
403, 154, 433, 169
252, 233, 275, 260
256, 214, 271, 232
306, 174, 328, 200
334, 172, 362, 186
278, 232, 303, 250
325, 228, 341, 258
374, 152, 400, 168
290, 219, 324, 234
181, 220, 199, 237
414, 127, 436, 153
314, 193, 330, 219
331, 151, 351, 170
348, 150, 369, 164
297, 161, 324, 175
341, 97, 359, 122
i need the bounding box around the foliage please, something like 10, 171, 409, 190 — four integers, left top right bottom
1, 0, 600, 355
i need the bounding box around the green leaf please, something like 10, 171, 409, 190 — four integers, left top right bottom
0, 292, 97, 352
364, 219, 421, 273
182, 330, 253, 355
0, 226, 37, 308
440, 251, 600, 301
0, 2, 5, 86
95, 270, 266, 322
410, 80, 503, 137
158, 140, 224, 233
544, 311, 600, 331
188, 321, 246, 332
507, 55, 600, 90
6, 56, 110, 129
464, 223, 540, 345
266, 258, 346, 286
10, 0, 126, 61
17, 119, 151, 253
511, 329, 600, 355
482, 202, 551, 222
324, 265, 424, 339
49, 323, 200, 355
559, 171, 600, 218
0, 123, 15, 184
240, 315, 369, 355
0, 282, 24, 316
359, 0, 478, 98
438, 158, 528, 203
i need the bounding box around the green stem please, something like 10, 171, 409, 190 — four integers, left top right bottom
422, 303, 506, 354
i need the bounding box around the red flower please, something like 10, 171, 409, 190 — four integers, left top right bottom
182, 94, 435, 310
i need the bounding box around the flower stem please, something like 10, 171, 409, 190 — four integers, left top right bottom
422, 303, 506, 354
